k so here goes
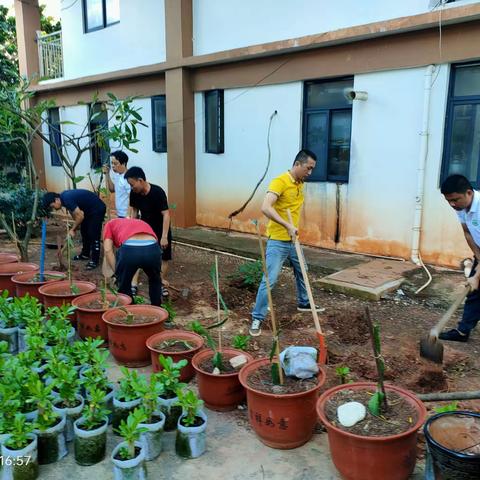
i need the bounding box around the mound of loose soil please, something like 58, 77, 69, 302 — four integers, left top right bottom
326, 308, 370, 345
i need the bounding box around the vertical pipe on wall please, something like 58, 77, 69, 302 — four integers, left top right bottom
411, 65, 435, 265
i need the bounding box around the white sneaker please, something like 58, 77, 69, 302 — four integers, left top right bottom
249, 319, 262, 336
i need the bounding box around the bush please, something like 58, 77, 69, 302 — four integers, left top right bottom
229, 260, 263, 289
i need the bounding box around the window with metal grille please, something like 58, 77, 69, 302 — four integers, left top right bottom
48, 107, 62, 167
88, 103, 109, 169
205, 90, 224, 154
152, 96, 167, 153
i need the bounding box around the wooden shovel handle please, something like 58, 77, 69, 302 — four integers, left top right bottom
430, 284, 471, 337
286, 210, 323, 336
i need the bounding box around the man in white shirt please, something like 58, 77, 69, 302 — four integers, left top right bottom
103, 150, 131, 218
440, 174, 480, 342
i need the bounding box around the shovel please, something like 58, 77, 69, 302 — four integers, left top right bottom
287, 210, 327, 365
419, 284, 471, 364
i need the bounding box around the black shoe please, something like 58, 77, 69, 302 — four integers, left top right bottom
85, 261, 98, 270
297, 302, 326, 313
73, 254, 89, 261
438, 329, 469, 342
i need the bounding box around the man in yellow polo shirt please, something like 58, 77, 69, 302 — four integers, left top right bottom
250, 149, 322, 336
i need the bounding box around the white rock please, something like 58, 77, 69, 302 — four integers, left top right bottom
212, 367, 221, 375
337, 401, 366, 427
229, 355, 248, 369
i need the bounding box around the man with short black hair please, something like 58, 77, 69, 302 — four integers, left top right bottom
440, 174, 480, 342
124, 166, 172, 297
43, 189, 106, 270
102, 150, 131, 218
250, 149, 324, 336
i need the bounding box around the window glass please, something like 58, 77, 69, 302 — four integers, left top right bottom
89, 104, 109, 169
306, 79, 353, 109
454, 65, 480, 97
205, 90, 224, 154
328, 110, 352, 180
106, 0, 120, 25
152, 96, 167, 153
48, 108, 62, 167
304, 112, 328, 181
85, 0, 103, 31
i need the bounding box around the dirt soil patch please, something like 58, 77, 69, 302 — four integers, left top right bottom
108, 314, 158, 325
155, 340, 195, 352
199, 353, 239, 374
324, 388, 419, 437
246, 364, 319, 394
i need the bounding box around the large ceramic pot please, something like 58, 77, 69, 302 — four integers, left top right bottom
0, 252, 19, 265
239, 357, 326, 449
72, 292, 132, 341
0, 262, 39, 296
146, 330, 204, 382
38, 280, 96, 327
316, 382, 427, 480
103, 305, 168, 367
192, 348, 254, 411
12, 270, 66, 301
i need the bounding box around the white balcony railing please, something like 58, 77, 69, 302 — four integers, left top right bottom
37, 30, 63, 80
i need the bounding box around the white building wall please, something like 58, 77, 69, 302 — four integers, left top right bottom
195, 83, 304, 231
193, 0, 431, 56
61, 0, 166, 81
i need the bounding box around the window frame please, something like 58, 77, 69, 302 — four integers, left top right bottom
48, 107, 62, 167
82, 0, 120, 34
302, 78, 353, 183
440, 62, 480, 188
204, 89, 224, 154
151, 95, 167, 153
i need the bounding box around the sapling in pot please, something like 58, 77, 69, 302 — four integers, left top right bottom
157, 355, 187, 431
0, 290, 19, 353
29, 378, 67, 464
136, 373, 166, 461
111, 408, 148, 480
175, 389, 207, 459
2, 413, 39, 480
112, 367, 147, 430
73, 386, 110, 465
189, 321, 224, 371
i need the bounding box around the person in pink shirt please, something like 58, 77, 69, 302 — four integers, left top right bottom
103, 218, 162, 305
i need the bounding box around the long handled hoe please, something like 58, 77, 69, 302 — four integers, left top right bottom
254, 221, 284, 385
287, 209, 327, 364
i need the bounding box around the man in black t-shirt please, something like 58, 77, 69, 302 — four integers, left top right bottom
43, 189, 106, 270
124, 167, 172, 296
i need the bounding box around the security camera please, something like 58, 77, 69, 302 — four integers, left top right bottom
344, 89, 368, 101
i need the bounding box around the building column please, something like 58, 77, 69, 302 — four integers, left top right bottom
14, 0, 41, 80
165, 0, 195, 227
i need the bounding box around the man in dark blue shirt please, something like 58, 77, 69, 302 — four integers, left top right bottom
43, 189, 106, 270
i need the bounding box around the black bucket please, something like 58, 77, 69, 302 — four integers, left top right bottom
424, 411, 480, 480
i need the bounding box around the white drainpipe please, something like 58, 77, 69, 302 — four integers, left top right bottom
411, 65, 435, 265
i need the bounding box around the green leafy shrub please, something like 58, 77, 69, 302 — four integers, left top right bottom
231, 334, 251, 351
229, 260, 263, 289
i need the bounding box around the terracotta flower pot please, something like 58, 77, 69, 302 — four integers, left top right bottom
0, 253, 19, 265
192, 348, 254, 412
102, 305, 168, 367
12, 271, 66, 301
146, 330, 204, 382
0, 262, 39, 296
316, 382, 427, 480
38, 280, 97, 327
239, 357, 326, 450
72, 292, 132, 341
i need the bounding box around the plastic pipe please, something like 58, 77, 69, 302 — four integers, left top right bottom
411, 65, 435, 265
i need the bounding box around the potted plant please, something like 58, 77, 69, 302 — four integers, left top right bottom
136, 373, 166, 461
111, 408, 148, 480
1, 414, 39, 480
73, 387, 110, 466
146, 329, 204, 382
175, 389, 207, 459
51, 361, 84, 441
0, 290, 19, 353
29, 378, 67, 464
43, 306, 76, 348
112, 367, 145, 431
72, 282, 132, 341
0, 252, 18, 265
81, 362, 115, 423
156, 355, 187, 432
15, 294, 43, 352
0, 261, 39, 296
316, 309, 427, 480
12, 270, 65, 301
191, 321, 253, 411
102, 305, 168, 367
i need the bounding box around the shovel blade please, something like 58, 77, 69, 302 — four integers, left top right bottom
419, 335, 444, 364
